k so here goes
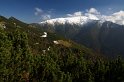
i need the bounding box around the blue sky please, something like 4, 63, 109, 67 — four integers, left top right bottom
0, 0, 124, 23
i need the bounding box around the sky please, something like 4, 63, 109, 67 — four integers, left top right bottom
0, 0, 124, 23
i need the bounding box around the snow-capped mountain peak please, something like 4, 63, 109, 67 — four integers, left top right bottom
40, 8, 124, 26
40, 15, 99, 25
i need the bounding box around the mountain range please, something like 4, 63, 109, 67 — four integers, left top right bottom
39, 15, 124, 57
1, 14, 124, 58
40, 9, 124, 25
1, 15, 124, 81
0, 15, 101, 59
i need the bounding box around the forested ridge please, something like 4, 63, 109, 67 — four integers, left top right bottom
0, 28, 124, 82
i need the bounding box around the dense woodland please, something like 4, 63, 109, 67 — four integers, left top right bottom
0, 27, 124, 82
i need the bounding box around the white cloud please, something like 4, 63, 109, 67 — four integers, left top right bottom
108, 8, 112, 10
113, 10, 124, 16
66, 8, 124, 25
47, 9, 55, 14
35, 7, 52, 20
35, 7, 43, 16
67, 14, 73, 17
104, 11, 124, 25
35, 8, 43, 13
74, 11, 82, 16
41, 7, 124, 25
85, 13, 99, 20
67, 11, 83, 17
42, 15, 51, 20
87, 8, 100, 15
67, 8, 99, 17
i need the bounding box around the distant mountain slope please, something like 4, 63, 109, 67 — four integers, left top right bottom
39, 19, 124, 57
74, 21, 124, 57
0, 15, 101, 59
1, 16, 124, 82
8, 16, 28, 27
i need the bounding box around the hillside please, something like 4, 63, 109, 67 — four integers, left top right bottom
39, 20, 124, 58
0, 16, 102, 59
1, 16, 124, 82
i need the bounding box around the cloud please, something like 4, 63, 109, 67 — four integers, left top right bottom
35, 7, 52, 20
39, 7, 124, 25
47, 9, 55, 14
41, 15, 51, 20
104, 11, 124, 25
108, 8, 112, 10
67, 11, 83, 17
86, 8, 100, 14
74, 11, 82, 16
66, 8, 124, 25
67, 14, 73, 17
35, 7, 43, 16
35, 8, 43, 13
85, 8, 101, 20
67, 8, 100, 20
67, 8, 99, 17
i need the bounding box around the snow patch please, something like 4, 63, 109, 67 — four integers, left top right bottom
40, 32, 47, 38
40, 8, 124, 25
53, 41, 59, 44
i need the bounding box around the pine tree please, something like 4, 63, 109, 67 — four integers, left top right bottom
0, 28, 12, 81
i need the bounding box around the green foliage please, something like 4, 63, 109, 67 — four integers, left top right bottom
0, 28, 12, 81
0, 28, 33, 81
0, 16, 124, 82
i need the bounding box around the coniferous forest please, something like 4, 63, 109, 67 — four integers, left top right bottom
1, 0, 124, 81
0, 27, 124, 82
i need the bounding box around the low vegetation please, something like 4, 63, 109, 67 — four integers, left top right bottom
0, 16, 124, 82
0, 28, 124, 82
